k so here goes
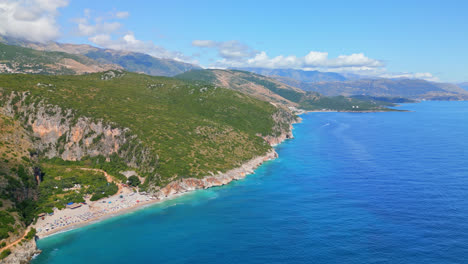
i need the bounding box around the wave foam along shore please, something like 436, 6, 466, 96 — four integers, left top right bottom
33, 116, 300, 240
34, 149, 279, 239
34, 140, 292, 238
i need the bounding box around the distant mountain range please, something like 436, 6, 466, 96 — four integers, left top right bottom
1, 35, 466, 101
231, 67, 468, 100
0, 35, 201, 76
278, 78, 468, 100
176, 69, 395, 111
177, 69, 306, 107
231, 67, 348, 82
458, 82, 468, 91
0, 42, 120, 75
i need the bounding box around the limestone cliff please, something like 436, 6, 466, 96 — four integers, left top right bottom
0, 89, 298, 264
263, 106, 301, 146
152, 149, 278, 198
0, 91, 157, 174
1, 240, 40, 264
150, 108, 299, 197
0, 90, 298, 183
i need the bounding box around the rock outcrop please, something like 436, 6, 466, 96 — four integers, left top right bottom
2, 240, 40, 264
0, 89, 299, 264
264, 107, 301, 146
0, 91, 157, 173
149, 106, 299, 197
153, 149, 278, 198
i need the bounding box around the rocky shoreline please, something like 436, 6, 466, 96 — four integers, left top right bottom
154, 149, 278, 199
2, 114, 299, 264
30, 149, 280, 242
1, 239, 40, 264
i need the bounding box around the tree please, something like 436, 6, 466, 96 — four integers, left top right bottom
128, 176, 140, 187
25, 228, 36, 240
0, 249, 11, 260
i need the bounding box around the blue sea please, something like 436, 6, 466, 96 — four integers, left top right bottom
33, 101, 468, 264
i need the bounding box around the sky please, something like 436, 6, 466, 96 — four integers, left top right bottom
0, 0, 467, 82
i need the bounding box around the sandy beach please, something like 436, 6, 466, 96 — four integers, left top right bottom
35, 186, 170, 239
34, 150, 280, 239
33, 120, 295, 240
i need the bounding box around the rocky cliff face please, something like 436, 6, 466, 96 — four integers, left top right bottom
145, 104, 299, 196
2, 240, 40, 264
0, 89, 299, 264
150, 108, 299, 197
152, 149, 278, 198
1, 90, 299, 198
0, 91, 157, 173
263, 123, 295, 146
263, 106, 301, 146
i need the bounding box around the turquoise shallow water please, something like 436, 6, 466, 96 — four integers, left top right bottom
33, 101, 468, 264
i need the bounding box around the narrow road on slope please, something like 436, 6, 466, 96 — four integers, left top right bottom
80, 168, 123, 193
1, 169, 125, 252
1, 227, 31, 251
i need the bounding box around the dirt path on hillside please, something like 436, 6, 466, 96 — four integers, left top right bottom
1, 227, 30, 251
1, 169, 124, 252
79, 168, 123, 193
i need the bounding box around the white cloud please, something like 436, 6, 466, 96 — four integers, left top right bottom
244, 52, 302, 68
90, 32, 153, 54
304, 51, 328, 65
193, 40, 383, 70
208, 49, 383, 70
75, 10, 195, 63
89, 32, 191, 61
327, 53, 383, 68
192, 40, 215, 47
194, 39, 439, 81
75, 9, 123, 36
192, 40, 257, 60
0, 0, 69, 43
380, 72, 439, 82
77, 21, 121, 36
115, 11, 129, 19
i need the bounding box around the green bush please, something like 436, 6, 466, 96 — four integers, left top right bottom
0, 211, 15, 239
25, 228, 36, 240
128, 176, 140, 187
35, 163, 122, 211
90, 183, 118, 201
0, 249, 11, 260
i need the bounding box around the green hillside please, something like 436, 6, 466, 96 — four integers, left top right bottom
176, 69, 219, 83
84, 50, 201, 76
0, 114, 38, 242
0, 71, 292, 185
177, 69, 394, 111
0, 36, 200, 77
0, 43, 115, 75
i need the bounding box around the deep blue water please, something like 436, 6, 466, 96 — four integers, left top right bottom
33, 101, 468, 264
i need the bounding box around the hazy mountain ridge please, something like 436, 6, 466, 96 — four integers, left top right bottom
176, 69, 395, 111
0, 36, 201, 77
275, 75, 468, 100
231, 67, 348, 82
0, 42, 121, 75
84, 49, 200, 76
458, 82, 468, 91
230, 66, 467, 100
177, 69, 306, 107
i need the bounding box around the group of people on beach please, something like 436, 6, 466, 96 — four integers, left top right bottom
35, 192, 156, 236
